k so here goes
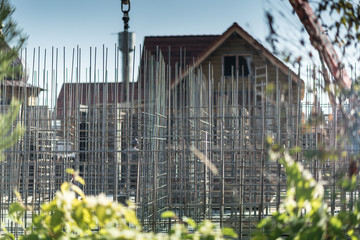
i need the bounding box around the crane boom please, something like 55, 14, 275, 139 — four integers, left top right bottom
289, 0, 351, 89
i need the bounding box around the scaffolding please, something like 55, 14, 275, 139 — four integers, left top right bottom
0, 46, 357, 238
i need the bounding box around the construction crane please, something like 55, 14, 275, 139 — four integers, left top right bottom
120, 0, 135, 103
289, 0, 352, 89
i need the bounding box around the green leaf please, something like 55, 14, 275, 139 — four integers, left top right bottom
66, 168, 75, 175
340, 175, 357, 191
71, 184, 85, 198
222, 227, 238, 238
95, 205, 107, 225
8, 202, 26, 225
1, 225, 15, 240
340, 16, 347, 27
266, 135, 274, 145
291, 146, 302, 153
75, 175, 85, 186
161, 211, 175, 219
329, 216, 342, 228
8, 202, 25, 215
50, 210, 65, 233
32, 214, 45, 228
182, 216, 197, 229
61, 182, 70, 193
257, 217, 272, 228
122, 208, 140, 227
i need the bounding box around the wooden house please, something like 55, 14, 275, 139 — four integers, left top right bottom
0, 57, 43, 106
0, 38, 43, 105
140, 23, 305, 210
142, 22, 303, 105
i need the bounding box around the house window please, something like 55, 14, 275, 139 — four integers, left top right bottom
223, 55, 250, 77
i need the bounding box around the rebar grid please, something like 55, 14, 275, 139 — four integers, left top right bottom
0, 46, 357, 238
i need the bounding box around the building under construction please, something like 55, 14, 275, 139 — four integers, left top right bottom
0, 24, 358, 238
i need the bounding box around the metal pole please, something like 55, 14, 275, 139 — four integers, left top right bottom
121, 0, 130, 103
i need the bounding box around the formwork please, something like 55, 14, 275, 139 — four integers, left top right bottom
0, 47, 357, 238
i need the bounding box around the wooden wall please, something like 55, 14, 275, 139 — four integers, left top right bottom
199, 32, 301, 103
1, 87, 40, 106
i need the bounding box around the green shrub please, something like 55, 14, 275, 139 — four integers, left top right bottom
252, 143, 360, 240
4, 169, 237, 240
0, 0, 26, 162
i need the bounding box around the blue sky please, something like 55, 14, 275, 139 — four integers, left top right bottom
12, 0, 271, 50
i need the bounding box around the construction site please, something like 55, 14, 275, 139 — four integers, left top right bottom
0, 0, 359, 238
0, 42, 357, 238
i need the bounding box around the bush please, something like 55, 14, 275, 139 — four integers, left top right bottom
4, 169, 237, 240
252, 142, 360, 240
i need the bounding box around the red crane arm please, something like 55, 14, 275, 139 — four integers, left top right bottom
289, 0, 351, 89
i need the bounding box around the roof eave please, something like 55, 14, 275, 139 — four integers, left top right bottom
171, 23, 304, 89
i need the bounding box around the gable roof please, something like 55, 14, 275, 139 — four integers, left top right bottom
143, 34, 218, 72
142, 22, 301, 88
0, 45, 44, 93
1, 80, 43, 92
142, 35, 219, 89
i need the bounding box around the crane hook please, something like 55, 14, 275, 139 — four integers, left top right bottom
121, 0, 130, 31
121, 0, 130, 14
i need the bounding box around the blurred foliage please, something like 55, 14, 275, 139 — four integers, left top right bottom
252, 140, 360, 240
266, 0, 359, 66
0, 98, 23, 161
0, 0, 26, 160
252, 75, 360, 239
0, 0, 27, 79
316, 0, 360, 57
1, 169, 237, 240
252, 42, 360, 239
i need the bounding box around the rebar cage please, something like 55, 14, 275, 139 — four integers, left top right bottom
0, 46, 357, 238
